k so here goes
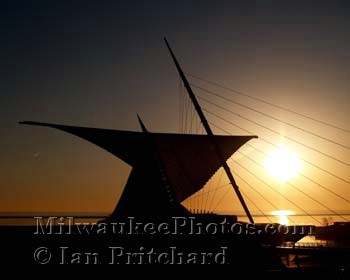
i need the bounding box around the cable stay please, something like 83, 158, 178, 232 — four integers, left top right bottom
199, 95, 350, 166
235, 150, 349, 222
228, 159, 323, 225
206, 110, 350, 184
209, 121, 350, 203
187, 73, 350, 133
209, 122, 349, 222
192, 84, 350, 150
245, 142, 350, 204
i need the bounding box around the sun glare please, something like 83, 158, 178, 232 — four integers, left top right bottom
265, 145, 301, 182
271, 210, 294, 225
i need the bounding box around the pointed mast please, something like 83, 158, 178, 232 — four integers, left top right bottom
164, 37, 254, 223
137, 114, 148, 133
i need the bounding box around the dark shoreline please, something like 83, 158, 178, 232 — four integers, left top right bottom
0, 225, 349, 279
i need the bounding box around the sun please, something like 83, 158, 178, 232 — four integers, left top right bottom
265, 145, 301, 182
271, 210, 294, 225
